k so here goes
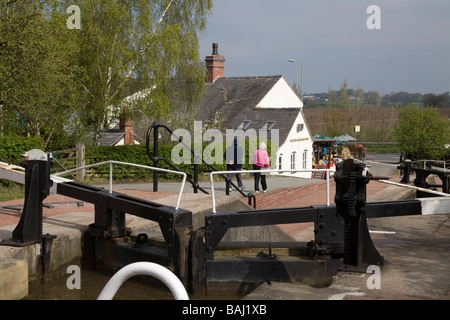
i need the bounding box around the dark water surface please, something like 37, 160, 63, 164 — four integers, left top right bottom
25, 268, 176, 300
25, 268, 242, 300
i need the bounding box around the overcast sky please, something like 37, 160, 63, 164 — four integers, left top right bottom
198, 0, 450, 95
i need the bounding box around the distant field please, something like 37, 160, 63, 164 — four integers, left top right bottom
302, 106, 450, 141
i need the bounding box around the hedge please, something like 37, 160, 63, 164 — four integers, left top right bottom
0, 135, 275, 183
0, 135, 45, 164
84, 144, 228, 181
84, 139, 276, 182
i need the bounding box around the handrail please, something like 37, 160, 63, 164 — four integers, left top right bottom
379, 179, 450, 197
51, 160, 187, 211
97, 262, 189, 300
411, 159, 447, 170
145, 122, 256, 206
209, 169, 332, 213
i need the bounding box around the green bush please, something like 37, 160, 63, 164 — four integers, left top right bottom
83, 139, 277, 182
0, 135, 45, 164
85, 144, 227, 181
395, 105, 450, 160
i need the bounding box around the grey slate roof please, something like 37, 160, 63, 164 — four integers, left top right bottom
97, 130, 125, 146
87, 129, 142, 146
200, 75, 301, 144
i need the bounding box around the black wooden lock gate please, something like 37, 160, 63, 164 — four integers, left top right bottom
398, 159, 450, 194
1, 152, 428, 295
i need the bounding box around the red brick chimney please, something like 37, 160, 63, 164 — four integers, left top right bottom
205, 43, 225, 82
123, 119, 134, 146
119, 107, 135, 145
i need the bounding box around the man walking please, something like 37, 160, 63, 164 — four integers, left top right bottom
224, 137, 245, 192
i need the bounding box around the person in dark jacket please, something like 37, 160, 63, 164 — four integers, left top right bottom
224, 137, 244, 192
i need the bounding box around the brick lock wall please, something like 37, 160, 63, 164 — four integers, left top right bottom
249, 180, 334, 210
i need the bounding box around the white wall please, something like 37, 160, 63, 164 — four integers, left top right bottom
257, 77, 303, 109
275, 110, 313, 179
258, 77, 313, 178
114, 138, 140, 146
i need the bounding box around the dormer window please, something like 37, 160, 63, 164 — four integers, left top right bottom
262, 121, 276, 131
237, 120, 251, 131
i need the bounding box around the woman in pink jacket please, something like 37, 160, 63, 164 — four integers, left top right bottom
252, 142, 270, 192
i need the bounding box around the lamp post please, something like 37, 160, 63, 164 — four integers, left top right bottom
288, 59, 303, 100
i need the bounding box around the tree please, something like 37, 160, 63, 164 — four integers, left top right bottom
395, 105, 450, 160
366, 91, 381, 105
338, 79, 350, 109
423, 94, 447, 108
324, 80, 358, 137
292, 82, 301, 97
324, 86, 341, 137
69, 0, 213, 145
0, 0, 79, 147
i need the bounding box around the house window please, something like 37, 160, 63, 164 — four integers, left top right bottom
302, 150, 308, 169
262, 121, 276, 131
296, 123, 304, 133
291, 152, 296, 170
278, 154, 283, 170
237, 120, 251, 131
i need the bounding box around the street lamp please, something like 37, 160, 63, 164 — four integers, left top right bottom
288, 59, 303, 100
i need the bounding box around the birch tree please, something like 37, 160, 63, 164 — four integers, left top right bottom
70, 0, 213, 145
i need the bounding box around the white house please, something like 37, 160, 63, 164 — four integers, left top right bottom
254, 76, 313, 178
201, 43, 313, 178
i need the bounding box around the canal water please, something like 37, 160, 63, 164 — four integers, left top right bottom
24, 267, 243, 300
25, 268, 176, 300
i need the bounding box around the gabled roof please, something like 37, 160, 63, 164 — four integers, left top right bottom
87, 129, 142, 146
201, 75, 283, 119
200, 75, 304, 144
98, 129, 125, 146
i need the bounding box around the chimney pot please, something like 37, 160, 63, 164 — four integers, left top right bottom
212, 43, 218, 55
205, 43, 225, 82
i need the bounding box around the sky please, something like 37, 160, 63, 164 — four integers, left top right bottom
198, 0, 450, 95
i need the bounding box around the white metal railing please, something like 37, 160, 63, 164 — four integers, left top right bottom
209, 169, 332, 213
379, 179, 450, 198
51, 161, 187, 210
97, 262, 189, 300
412, 159, 447, 171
